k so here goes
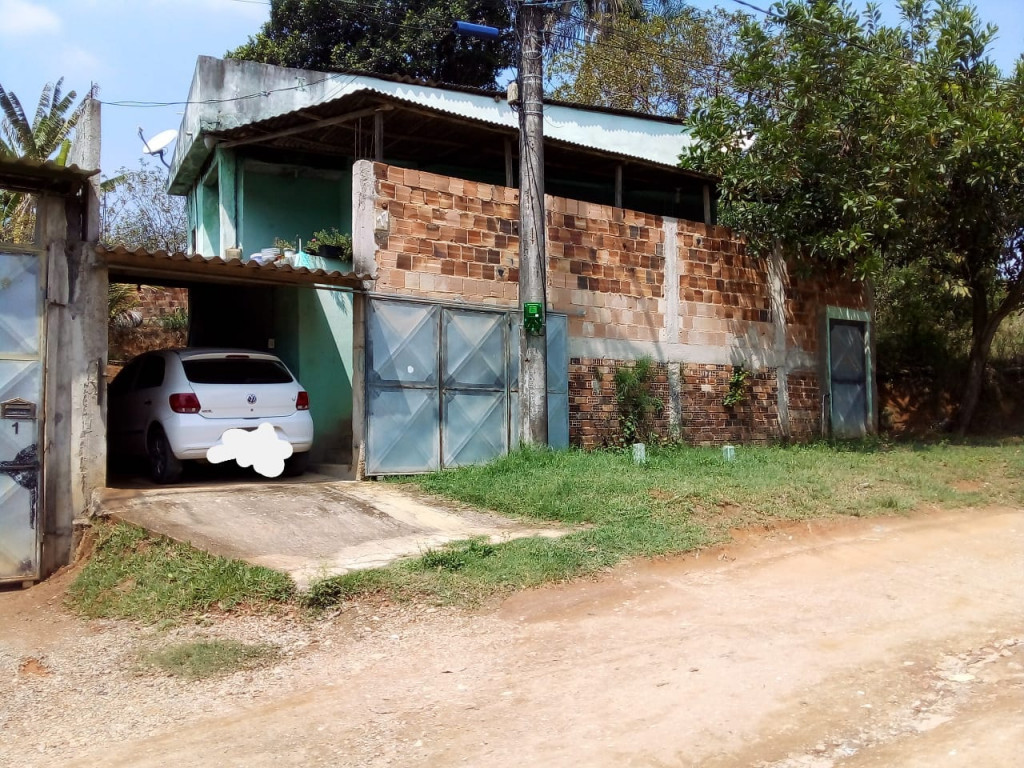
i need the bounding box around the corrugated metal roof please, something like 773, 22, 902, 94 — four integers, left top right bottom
98, 246, 372, 289
170, 58, 702, 191
0, 156, 99, 193
226, 73, 693, 168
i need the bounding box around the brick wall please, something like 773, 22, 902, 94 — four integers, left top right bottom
569, 358, 672, 448
787, 371, 822, 441
681, 364, 779, 446
362, 162, 867, 447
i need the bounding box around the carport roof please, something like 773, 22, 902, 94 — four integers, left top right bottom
0, 156, 98, 194
99, 246, 371, 289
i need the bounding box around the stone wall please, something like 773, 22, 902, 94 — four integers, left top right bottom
358, 161, 870, 447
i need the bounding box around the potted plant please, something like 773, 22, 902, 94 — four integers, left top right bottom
306, 228, 352, 260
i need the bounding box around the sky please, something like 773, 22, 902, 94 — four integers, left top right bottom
0, 0, 1021, 178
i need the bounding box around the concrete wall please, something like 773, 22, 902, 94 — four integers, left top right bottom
272, 286, 355, 466
354, 160, 870, 447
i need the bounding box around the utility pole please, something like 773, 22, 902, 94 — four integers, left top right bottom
518, 0, 548, 446
453, 7, 549, 446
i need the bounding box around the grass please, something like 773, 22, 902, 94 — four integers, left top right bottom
303, 439, 1024, 609
138, 639, 279, 680
67, 523, 295, 622
71, 440, 1024, 618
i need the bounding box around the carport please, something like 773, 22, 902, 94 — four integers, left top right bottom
99, 246, 372, 471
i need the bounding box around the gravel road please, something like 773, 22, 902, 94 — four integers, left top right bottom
1, 507, 1021, 767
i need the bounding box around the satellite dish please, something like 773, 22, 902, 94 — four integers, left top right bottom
138, 127, 177, 168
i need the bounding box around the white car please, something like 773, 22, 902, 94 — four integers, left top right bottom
108, 348, 314, 483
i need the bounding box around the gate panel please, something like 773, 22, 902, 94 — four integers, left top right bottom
830, 320, 868, 438
366, 301, 440, 474
443, 391, 507, 467
0, 251, 44, 581
366, 388, 440, 473
442, 309, 508, 467
365, 298, 569, 474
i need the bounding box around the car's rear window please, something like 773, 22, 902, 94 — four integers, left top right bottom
182, 358, 293, 385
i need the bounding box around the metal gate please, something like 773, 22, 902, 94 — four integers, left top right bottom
829, 320, 868, 438
0, 249, 44, 582
365, 298, 568, 475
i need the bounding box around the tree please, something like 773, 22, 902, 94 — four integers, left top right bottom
0, 78, 87, 242
228, 0, 515, 88
682, 0, 1024, 434
100, 159, 188, 253
548, 4, 743, 118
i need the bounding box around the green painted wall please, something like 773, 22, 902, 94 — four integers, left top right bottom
238, 164, 351, 256
199, 179, 219, 257
271, 286, 353, 465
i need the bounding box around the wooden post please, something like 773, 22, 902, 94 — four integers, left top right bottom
518, 0, 548, 446
374, 110, 384, 162
615, 164, 623, 208
505, 138, 514, 188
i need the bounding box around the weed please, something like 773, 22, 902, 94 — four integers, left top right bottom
67, 523, 295, 622
138, 640, 278, 679
614, 357, 663, 444
156, 307, 188, 331
723, 364, 750, 407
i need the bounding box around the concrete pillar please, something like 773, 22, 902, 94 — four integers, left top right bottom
768, 246, 790, 440
351, 160, 380, 278
216, 146, 238, 257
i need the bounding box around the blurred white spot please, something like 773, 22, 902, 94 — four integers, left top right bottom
206, 422, 293, 477
407, 365, 415, 374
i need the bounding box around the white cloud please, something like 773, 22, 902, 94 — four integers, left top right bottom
55, 45, 106, 82
0, 0, 62, 38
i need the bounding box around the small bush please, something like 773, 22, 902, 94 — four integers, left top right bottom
614, 357, 663, 444
156, 307, 188, 331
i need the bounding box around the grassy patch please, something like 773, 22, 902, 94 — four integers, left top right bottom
68, 523, 295, 622
139, 639, 278, 680
304, 440, 1024, 609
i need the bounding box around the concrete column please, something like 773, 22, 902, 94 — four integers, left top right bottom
351, 160, 380, 278
216, 146, 238, 257
663, 218, 679, 345
768, 246, 790, 440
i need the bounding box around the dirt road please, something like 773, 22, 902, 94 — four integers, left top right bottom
2, 507, 1022, 767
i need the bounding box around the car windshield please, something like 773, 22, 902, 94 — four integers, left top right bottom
182, 358, 293, 385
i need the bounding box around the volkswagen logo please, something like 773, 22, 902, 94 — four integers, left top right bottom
246, 394, 257, 405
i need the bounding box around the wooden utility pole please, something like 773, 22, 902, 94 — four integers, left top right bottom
518, 0, 548, 446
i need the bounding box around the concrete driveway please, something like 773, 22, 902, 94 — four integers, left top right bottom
94, 475, 564, 588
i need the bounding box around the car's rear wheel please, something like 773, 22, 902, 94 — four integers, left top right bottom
282, 450, 310, 477
147, 425, 183, 484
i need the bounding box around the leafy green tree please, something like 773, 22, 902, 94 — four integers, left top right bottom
0, 78, 85, 162
548, 5, 742, 117
229, 0, 515, 88
682, 0, 1024, 434
0, 78, 87, 242
100, 160, 188, 253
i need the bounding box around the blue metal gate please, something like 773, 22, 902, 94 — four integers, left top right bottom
365, 298, 568, 475
0, 250, 44, 582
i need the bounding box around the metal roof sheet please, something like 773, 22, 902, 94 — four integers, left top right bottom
98, 246, 372, 289
170, 58, 701, 190
0, 156, 99, 193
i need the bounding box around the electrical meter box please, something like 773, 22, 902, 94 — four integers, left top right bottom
523, 302, 544, 335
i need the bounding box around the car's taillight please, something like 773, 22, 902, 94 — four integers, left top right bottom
296, 391, 310, 410
169, 393, 201, 414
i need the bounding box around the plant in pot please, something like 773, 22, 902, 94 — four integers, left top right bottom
306, 228, 352, 260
